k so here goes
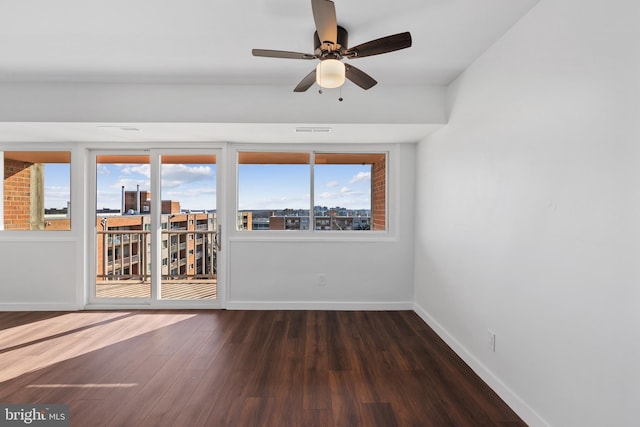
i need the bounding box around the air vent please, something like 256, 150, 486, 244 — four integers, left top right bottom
295, 127, 332, 133
97, 125, 140, 131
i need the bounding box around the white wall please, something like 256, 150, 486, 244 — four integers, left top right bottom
414, 1, 640, 426
0, 240, 78, 310
0, 142, 416, 311
0, 145, 85, 311
0, 83, 445, 125
228, 143, 416, 309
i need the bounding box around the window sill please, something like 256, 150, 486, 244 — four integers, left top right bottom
228, 230, 397, 243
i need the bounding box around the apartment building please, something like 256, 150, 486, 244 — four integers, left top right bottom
96, 191, 217, 282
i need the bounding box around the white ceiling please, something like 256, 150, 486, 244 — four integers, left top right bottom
0, 0, 538, 143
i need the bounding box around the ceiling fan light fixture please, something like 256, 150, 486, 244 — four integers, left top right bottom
316, 59, 345, 88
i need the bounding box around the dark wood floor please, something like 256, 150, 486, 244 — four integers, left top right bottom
0, 310, 526, 426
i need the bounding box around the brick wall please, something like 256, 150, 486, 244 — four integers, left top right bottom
269, 216, 285, 230
3, 159, 32, 230
125, 191, 151, 213
371, 157, 386, 231
45, 219, 71, 230
162, 200, 181, 214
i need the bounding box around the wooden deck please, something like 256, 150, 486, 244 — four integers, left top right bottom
96, 280, 216, 300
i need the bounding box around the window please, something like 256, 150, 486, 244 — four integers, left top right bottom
237, 151, 386, 232
2, 151, 71, 231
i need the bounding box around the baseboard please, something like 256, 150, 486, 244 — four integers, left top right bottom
226, 300, 414, 311
0, 303, 80, 311
412, 302, 550, 427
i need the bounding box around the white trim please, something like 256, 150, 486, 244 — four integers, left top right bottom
228, 232, 397, 243
231, 142, 397, 239
226, 300, 414, 311
73, 146, 87, 307
216, 144, 228, 308
86, 147, 225, 309
150, 152, 161, 302
0, 234, 77, 242
84, 301, 219, 310
0, 303, 80, 311
86, 149, 151, 306
0, 146, 76, 237
412, 302, 550, 427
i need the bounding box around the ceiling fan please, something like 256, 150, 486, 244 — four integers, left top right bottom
252, 0, 412, 92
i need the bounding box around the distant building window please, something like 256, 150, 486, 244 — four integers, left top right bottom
237, 151, 386, 232
2, 151, 71, 231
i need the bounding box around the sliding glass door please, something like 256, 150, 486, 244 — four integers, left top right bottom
90, 150, 222, 307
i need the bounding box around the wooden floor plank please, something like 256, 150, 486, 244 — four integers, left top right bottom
0, 310, 527, 426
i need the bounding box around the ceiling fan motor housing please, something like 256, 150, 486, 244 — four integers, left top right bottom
314, 25, 348, 58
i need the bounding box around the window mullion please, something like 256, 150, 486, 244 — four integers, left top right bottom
310, 151, 315, 233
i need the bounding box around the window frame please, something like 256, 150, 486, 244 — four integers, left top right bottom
0, 146, 75, 236
231, 144, 395, 241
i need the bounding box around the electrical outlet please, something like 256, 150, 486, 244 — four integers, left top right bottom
488, 329, 496, 352
317, 273, 327, 286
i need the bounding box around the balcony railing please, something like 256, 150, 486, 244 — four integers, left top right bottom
96, 229, 217, 283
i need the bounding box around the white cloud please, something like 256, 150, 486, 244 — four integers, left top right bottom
349, 171, 371, 184
165, 188, 216, 199
316, 187, 368, 210
325, 180, 339, 188
44, 185, 71, 208
96, 165, 111, 175
165, 187, 217, 210
161, 164, 213, 187
121, 164, 150, 177
114, 178, 149, 192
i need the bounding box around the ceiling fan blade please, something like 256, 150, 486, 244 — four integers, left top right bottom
311, 0, 337, 45
345, 32, 412, 58
252, 49, 316, 60
345, 64, 377, 90
294, 69, 317, 92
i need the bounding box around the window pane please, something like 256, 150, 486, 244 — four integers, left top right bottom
160, 154, 217, 300
95, 155, 151, 299
314, 153, 386, 231
236, 151, 386, 233
3, 151, 71, 231
238, 152, 310, 231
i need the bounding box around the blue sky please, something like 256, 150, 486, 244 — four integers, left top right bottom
96, 163, 217, 211
44, 162, 372, 211
44, 164, 72, 209
239, 164, 372, 210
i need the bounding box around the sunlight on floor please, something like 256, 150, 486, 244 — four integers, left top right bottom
0, 312, 197, 382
